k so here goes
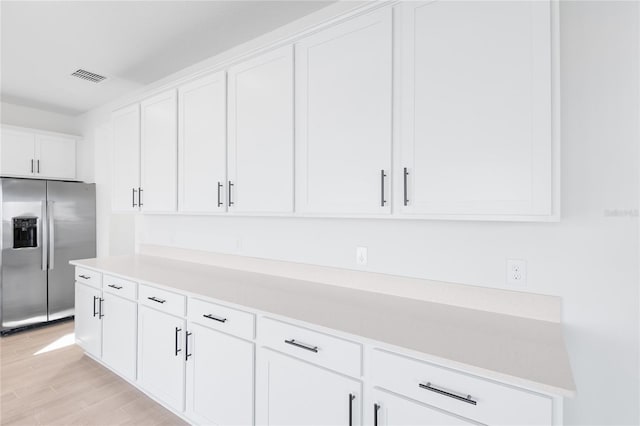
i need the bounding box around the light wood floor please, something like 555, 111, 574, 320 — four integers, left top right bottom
0, 320, 187, 425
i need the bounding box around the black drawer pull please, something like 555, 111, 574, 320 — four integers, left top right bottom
79, 274, 90, 279
92, 296, 98, 317
175, 327, 182, 356
284, 339, 318, 353
419, 382, 477, 405
185, 331, 192, 361
374, 403, 380, 426
348, 393, 356, 426
148, 296, 166, 304
203, 313, 227, 323
107, 284, 123, 290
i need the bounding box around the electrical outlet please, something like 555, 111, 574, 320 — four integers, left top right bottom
356, 247, 368, 266
507, 259, 527, 286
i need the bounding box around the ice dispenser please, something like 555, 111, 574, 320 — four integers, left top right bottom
13, 217, 38, 249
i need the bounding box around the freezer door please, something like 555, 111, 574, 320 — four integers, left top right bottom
46, 181, 96, 321
1, 178, 48, 331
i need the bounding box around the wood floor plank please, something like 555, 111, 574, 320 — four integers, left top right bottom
0, 321, 186, 425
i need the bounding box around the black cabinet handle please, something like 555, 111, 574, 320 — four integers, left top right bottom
284, 339, 318, 353
147, 296, 166, 304
203, 313, 227, 323
31, 159, 34, 173
98, 298, 104, 319
79, 274, 90, 280
132, 188, 138, 207
107, 284, 122, 290
374, 403, 380, 426
138, 187, 143, 207
217, 182, 223, 207
37, 160, 40, 174
380, 169, 387, 207
228, 181, 234, 206
185, 331, 192, 361
349, 393, 356, 426
403, 167, 409, 206
419, 382, 476, 405
92, 296, 98, 317
175, 327, 182, 356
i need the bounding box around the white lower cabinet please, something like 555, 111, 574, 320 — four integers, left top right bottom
372, 389, 477, 426
74, 281, 102, 358
257, 349, 362, 426
186, 323, 254, 425
74, 266, 563, 426
137, 305, 186, 412
101, 293, 137, 381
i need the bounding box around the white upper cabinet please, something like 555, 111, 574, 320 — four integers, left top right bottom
227, 46, 294, 214
1, 128, 36, 177
396, 1, 554, 218
1, 126, 76, 180
111, 105, 141, 212
141, 90, 178, 212
178, 72, 227, 213
295, 9, 393, 215
36, 134, 76, 180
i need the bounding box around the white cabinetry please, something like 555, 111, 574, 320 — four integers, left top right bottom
101, 292, 137, 381
257, 349, 362, 426
74, 281, 102, 358
36, 134, 76, 180
227, 46, 294, 213
178, 72, 227, 213
1, 126, 76, 180
186, 323, 254, 425
140, 90, 178, 212
75, 272, 138, 381
112, 105, 141, 212
137, 305, 186, 412
372, 389, 476, 426
396, 1, 554, 218
295, 9, 392, 215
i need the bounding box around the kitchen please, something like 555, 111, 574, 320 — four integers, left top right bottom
0, 1, 638, 425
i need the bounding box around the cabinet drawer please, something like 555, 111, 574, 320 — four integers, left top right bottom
75, 267, 102, 289
188, 298, 255, 340
260, 317, 361, 378
139, 284, 186, 317
371, 349, 553, 425
103, 275, 137, 300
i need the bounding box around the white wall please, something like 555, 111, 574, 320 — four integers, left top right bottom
82, 1, 640, 424
0, 101, 80, 134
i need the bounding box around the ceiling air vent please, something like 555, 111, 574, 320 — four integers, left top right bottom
71, 69, 106, 83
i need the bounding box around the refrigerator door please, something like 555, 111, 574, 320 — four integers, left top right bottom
1, 178, 48, 331
46, 181, 96, 321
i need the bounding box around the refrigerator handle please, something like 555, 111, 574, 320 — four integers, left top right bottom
41, 201, 47, 271
48, 201, 54, 270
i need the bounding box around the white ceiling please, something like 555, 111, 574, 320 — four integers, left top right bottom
1, 1, 333, 116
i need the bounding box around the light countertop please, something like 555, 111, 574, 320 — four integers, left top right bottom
71, 255, 575, 397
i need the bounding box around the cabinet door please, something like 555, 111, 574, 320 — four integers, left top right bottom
178, 72, 227, 213
186, 323, 254, 425
257, 349, 361, 426
397, 1, 553, 218
372, 389, 477, 426
74, 282, 102, 358
102, 293, 137, 381
228, 45, 294, 213
0, 128, 35, 177
295, 9, 392, 215
112, 105, 141, 212
138, 305, 186, 412
141, 90, 178, 212
36, 135, 76, 180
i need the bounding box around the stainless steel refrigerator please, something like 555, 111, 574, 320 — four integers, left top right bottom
0, 178, 96, 334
